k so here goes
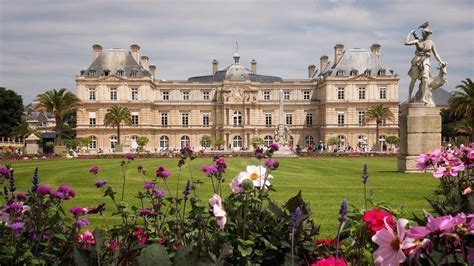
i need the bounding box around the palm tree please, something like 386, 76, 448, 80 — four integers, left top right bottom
449, 78, 474, 141
365, 104, 395, 151
36, 88, 80, 145
103, 105, 132, 145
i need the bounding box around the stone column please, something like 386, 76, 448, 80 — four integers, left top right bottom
398, 103, 442, 172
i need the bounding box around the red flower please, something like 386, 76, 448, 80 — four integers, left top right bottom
362, 209, 395, 236
315, 238, 336, 247
134, 228, 148, 244
311, 256, 347, 266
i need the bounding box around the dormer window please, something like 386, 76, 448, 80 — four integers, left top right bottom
102, 69, 110, 76
377, 69, 386, 76
88, 70, 96, 77
80, 70, 85, 75
350, 70, 358, 76
336, 70, 344, 76
364, 69, 372, 76
130, 70, 138, 77
116, 70, 124, 76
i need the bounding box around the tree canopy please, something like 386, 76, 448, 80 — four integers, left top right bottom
0, 87, 24, 137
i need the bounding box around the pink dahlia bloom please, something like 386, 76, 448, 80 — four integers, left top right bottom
77, 229, 95, 248
415, 150, 441, 171
433, 163, 465, 178
311, 256, 347, 266
372, 218, 415, 266
406, 213, 466, 239
209, 194, 227, 229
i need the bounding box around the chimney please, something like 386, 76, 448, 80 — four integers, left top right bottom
149, 64, 156, 78
140, 55, 150, 70
130, 43, 140, 63
251, 59, 257, 74
92, 44, 102, 60
370, 43, 381, 59
212, 59, 219, 75
320, 55, 329, 72
308, 64, 316, 78
334, 44, 344, 65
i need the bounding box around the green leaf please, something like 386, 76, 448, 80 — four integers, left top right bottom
138, 244, 172, 266
73, 246, 91, 266
285, 190, 304, 213
174, 246, 195, 266
237, 239, 254, 257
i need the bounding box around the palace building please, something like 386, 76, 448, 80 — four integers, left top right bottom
75, 43, 399, 152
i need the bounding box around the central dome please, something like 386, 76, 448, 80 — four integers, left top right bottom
225, 64, 250, 81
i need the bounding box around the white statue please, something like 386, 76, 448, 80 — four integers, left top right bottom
274, 89, 291, 146
404, 21, 447, 106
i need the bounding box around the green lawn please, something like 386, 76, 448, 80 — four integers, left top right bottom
3, 157, 438, 236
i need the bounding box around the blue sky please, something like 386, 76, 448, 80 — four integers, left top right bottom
1, 0, 473, 104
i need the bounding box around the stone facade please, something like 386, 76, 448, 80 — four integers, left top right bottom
76, 43, 399, 153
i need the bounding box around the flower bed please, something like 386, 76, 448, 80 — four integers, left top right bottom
0, 144, 472, 265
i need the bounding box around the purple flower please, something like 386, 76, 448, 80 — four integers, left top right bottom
57, 185, 75, 200
291, 207, 302, 229
3, 202, 24, 214
0, 167, 11, 178
31, 167, 39, 193
70, 207, 88, 217
407, 213, 466, 239
10, 221, 24, 235
156, 166, 171, 179
180, 146, 194, 158
74, 218, 90, 229
202, 164, 219, 175
16, 193, 27, 201
89, 166, 99, 175
36, 184, 52, 195
269, 143, 280, 152
183, 180, 191, 199
51, 191, 65, 199
264, 159, 279, 170
178, 159, 186, 168
153, 189, 165, 198
255, 148, 265, 160
126, 153, 135, 161
144, 181, 153, 190
95, 180, 108, 188
338, 199, 348, 223
139, 208, 157, 217
215, 158, 227, 170
361, 164, 369, 184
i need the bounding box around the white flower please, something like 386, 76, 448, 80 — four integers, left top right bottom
209, 194, 227, 229
237, 165, 273, 189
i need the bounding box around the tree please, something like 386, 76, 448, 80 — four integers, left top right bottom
449, 78, 474, 141
36, 88, 80, 145
365, 104, 394, 151
103, 105, 132, 145
0, 87, 24, 137
136, 136, 149, 152
10, 118, 32, 138
214, 139, 225, 150
385, 136, 399, 151
327, 136, 340, 146
250, 136, 263, 147
200, 135, 213, 149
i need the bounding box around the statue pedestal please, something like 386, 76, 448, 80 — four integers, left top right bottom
273, 145, 297, 158
398, 103, 442, 172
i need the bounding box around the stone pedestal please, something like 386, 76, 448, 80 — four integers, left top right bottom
54, 145, 68, 156
273, 145, 297, 158
398, 103, 442, 172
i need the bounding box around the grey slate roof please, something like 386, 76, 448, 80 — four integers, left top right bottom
188, 64, 282, 83
320, 48, 395, 77
80, 49, 151, 78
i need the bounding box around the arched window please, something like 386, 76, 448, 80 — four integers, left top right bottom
305, 136, 314, 147
379, 135, 386, 150
264, 135, 273, 146
181, 135, 190, 148
131, 135, 138, 151
110, 136, 117, 149
289, 136, 294, 146
160, 136, 169, 150
338, 135, 346, 148
89, 136, 97, 149
233, 111, 242, 126
233, 135, 242, 148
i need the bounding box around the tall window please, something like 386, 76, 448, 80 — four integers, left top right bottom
90, 136, 97, 149
265, 113, 272, 127
381, 119, 387, 127
203, 113, 209, 127
337, 87, 345, 100
182, 91, 189, 101
110, 88, 117, 100
286, 113, 292, 125
89, 112, 96, 127
233, 111, 242, 126
303, 91, 311, 100
159, 136, 169, 150
181, 135, 190, 148
358, 87, 365, 100
358, 111, 365, 126
379, 135, 386, 148
289, 136, 294, 146
110, 136, 118, 149
182, 113, 189, 127
305, 136, 314, 147
233, 136, 242, 148
203, 91, 210, 101
263, 91, 270, 101
337, 112, 345, 126
161, 113, 168, 126
131, 113, 139, 126
162, 91, 169, 101
379, 87, 387, 99
306, 113, 313, 127
338, 135, 346, 148
264, 135, 273, 146
284, 91, 290, 100
89, 88, 96, 100
131, 88, 138, 100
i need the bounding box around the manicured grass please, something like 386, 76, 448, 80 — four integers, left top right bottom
4, 157, 438, 236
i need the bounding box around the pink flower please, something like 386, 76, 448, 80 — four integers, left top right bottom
36, 184, 52, 195
56, 185, 75, 200
89, 166, 99, 175
415, 149, 441, 171
372, 218, 415, 266
463, 187, 472, 195
362, 209, 395, 236
229, 176, 243, 194
433, 163, 465, 178
144, 181, 153, 190
108, 239, 118, 250
406, 213, 466, 239
77, 229, 95, 248
311, 256, 347, 266
70, 207, 88, 217
202, 164, 219, 175
209, 194, 227, 229
134, 228, 148, 244
156, 166, 171, 179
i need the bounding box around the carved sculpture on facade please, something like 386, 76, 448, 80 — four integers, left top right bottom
404, 21, 447, 106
